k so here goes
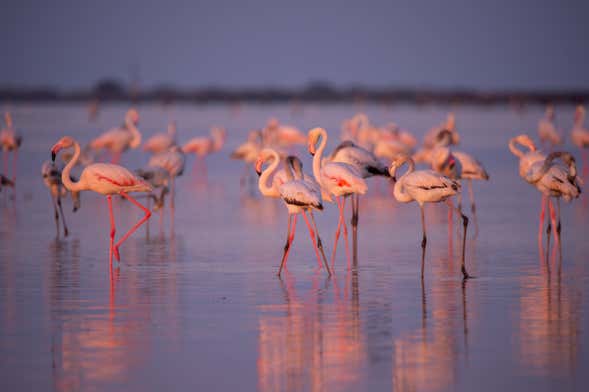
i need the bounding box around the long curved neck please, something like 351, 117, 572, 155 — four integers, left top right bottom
508, 138, 530, 158
526, 154, 558, 184
392, 158, 415, 203
126, 116, 141, 148
312, 129, 327, 185
258, 151, 281, 197
61, 142, 86, 192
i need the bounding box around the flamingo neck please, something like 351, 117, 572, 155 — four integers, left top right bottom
61, 142, 86, 192
312, 129, 327, 186
508, 138, 529, 158
258, 150, 281, 198
392, 158, 414, 203
126, 116, 141, 148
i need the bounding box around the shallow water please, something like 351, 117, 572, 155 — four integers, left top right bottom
0, 103, 588, 391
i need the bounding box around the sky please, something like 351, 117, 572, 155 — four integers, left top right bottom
1, 0, 588, 90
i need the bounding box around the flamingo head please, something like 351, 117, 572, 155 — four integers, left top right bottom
255, 148, 276, 176
515, 134, 537, 152
307, 127, 324, 156
51, 136, 75, 162
389, 154, 413, 182
126, 108, 140, 125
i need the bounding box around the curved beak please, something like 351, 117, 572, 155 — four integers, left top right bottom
308, 142, 316, 156
255, 158, 263, 176
50, 141, 62, 162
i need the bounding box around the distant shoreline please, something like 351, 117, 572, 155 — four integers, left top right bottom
1, 82, 587, 105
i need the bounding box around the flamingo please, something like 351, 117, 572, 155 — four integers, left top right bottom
263, 118, 306, 148
537, 105, 562, 148
143, 121, 177, 154
0, 112, 22, 183
182, 126, 226, 178
523, 151, 581, 244
389, 155, 470, 279
50, 136, 152, 264
307, 127, 367, 269
255, 149, 331, 276
231, 130, 263, 187
423, 112, 460, 149
135, 166, 171, 213
147, 146, 185, 211
509, 134, 548, 239
89, 108, 141, 163
328, 139, 390, 261
570, 106, 589, 177
42, 161, 81, 237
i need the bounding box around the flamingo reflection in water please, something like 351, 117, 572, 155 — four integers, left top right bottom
255, 148, 331, 276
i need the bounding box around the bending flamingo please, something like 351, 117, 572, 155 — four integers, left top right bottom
307, 127, 367, 269
143, 121, 177, 154
255, 149, 331, 276
537, 105, 562, 148
570, 105, 589, 177
89, 108, 141, 163
42, 161, 80, 237
0, 112, 22, 183
51, 136, 152, 264
389, 154, 470, 279
147, 146, 185, 211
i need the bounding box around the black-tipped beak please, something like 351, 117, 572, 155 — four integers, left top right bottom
51, 151, 56, 162
392, 176, 397, 183
256, 169, 262, 177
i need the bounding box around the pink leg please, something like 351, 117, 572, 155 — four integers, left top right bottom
2, 151, 7, 178
112, 151, 121, 164
548, 198, 559, 244
331, 197, 344, 268
301, 211, 323, 268
340, 198, 351, 270
112, 192, 152, 261
107, 195, 116, 265
538, 194, 546, 242
278, 214, 297, 275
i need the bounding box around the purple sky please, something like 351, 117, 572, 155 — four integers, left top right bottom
2, 0, 588, 89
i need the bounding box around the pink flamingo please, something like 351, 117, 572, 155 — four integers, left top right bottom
51, 136, 152, 264
389, 154, 470, 279
423, 112, 460, 149
264, 118, 306, 148
182, 126, 226, 179
570, 106, 589, 178
537, 105, 562, 149
143, 121, 177, 154
231, 130, 263, 187
0, 112, 22, 183
89, 109, 141, 163
255, 148, 331, 276
307, 127, 367, 269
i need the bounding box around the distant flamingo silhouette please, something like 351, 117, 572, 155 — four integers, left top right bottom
0, 112, 22, 183
89, 109, 141, 163
143, 121, 177, 154
570, 106, 589, 178
51, 136, 152, 264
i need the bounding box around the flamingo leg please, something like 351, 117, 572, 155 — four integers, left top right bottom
2, 151, 6, 176
420, 204, 427, 279
107, 195, 116, 265
309, 211, 331, 276
556, 197, 561, 236
278, 214, 296, 276
341, 197, 351, 270
301, 210, 323, 269
583, 149, 588, 179
112, 192, 152, 262
548, 198, 559, 245
468, 179, 479, 237
538, 194, 547, 242
331, 196, 345, 269
56, 192, 69, 237
460, 212, 471, 279
112, 151, 121, 164
12, 149, 17, 183
351, 193, 359, 265
51, 191, 60, 237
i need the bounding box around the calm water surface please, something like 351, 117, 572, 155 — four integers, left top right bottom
0, 103, 588, 391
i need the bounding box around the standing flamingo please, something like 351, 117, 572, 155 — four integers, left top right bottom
147, 146, 185, 211
570, 106, 589, 178
509, 134, 548, 240
389, 155, 470, 279
42, 161, 80, 237
537, 105, 562, 148
523, 151, 581, 245
0, 112, 22, 183
51, 137, 152, 264
307, 127, 367, 269
423, 112, 460, 149
143, 121, 177, 154
182, 127, 226, 179
89, 109, 141, 163
328, 139, 390, 261
255, 149, 331, 276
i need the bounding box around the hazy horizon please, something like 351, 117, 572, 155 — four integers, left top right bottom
2, 0, 588, 90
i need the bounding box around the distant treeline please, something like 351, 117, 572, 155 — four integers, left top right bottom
1, 80, 587, 105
